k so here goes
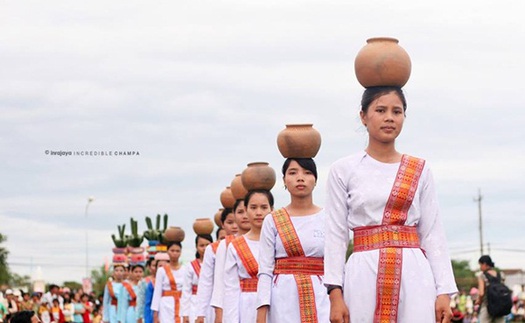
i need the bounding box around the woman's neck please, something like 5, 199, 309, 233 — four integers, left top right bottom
287, 195, 319, 216
169, 261, 180, 270
366, 141, 401, 163
245, 227, 261, 241
238, 227, 250, 235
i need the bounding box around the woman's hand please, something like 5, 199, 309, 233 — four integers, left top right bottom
195, 317, 204, 323
213, 308, 222, 323
435, 294, 452, 323
182, 316, 189, 323
256, 305, 268, 323
329, 288, 350, 323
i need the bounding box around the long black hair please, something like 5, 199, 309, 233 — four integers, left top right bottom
282, 158, 318, 181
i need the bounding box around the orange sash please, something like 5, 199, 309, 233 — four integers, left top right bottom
162, 264, 181, 323
232, 236, 259, 293
191, 259, 201, 295
122, 282, 137, 307
211, 240, 220, 254
106, 282, 118, 306
372, 154, 425, 323
273, 208, 319, 323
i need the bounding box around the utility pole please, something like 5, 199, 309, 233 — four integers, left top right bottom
84, 196, 95, 278
474, 189, 483, 256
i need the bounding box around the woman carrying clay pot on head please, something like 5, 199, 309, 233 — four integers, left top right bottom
256, 158, 329, 323
102, 263, 127, 323
151, 241, 185, 323
118, 262, 144, 323
195, 209, 238, 323
324, 86, 457, 323
181, 233, 213, 323
223, 190, 275, 322
210, 199, 248, 323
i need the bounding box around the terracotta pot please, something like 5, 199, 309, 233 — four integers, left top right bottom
230, 174, 248, 200
277, 124, 321, 158
241, 162, 276, 191
163, 226, 185, 242
214, 208, 224, 227
193, 218, 214, 235
354, 37, 411, 88
220, 186, 236, 208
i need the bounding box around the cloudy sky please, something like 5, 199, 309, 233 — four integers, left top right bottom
1, 0, 524, 285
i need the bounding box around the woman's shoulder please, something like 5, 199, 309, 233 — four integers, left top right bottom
330, 151, 367, 169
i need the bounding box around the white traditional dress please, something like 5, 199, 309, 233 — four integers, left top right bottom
256, 209, 329, 323
102, 281, 123, 323
223, 235, 260, 323
210, 236, 236, 311
324, 151, 458, 323
151, 264, 185, 323
181, 259, 202, 322
195, 242, 219, 321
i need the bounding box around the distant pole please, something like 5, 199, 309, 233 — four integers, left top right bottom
474, 189, 483, 256
84, 196, 95, 278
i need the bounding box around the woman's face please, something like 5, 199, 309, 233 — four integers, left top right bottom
217, 228, 226, 240
113, 266, 125, 281
148, 261, 157, 276
222, 213, 239, 235
132, 266, 144, 281
283, 160, 316, 198
360, 91, 405, 145
234, 200, 250, 232
167, 244, 181, 263
156, 259, 169, 268
196, 237, 211, 258
246, 193, 272, 230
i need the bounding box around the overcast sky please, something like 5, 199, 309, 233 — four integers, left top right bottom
1, 0, 524, 285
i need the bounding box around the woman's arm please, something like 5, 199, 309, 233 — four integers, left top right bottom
255, 215, 277, 311
222, 244, 242, 323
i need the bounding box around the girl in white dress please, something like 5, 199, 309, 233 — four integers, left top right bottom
223, 190, 274, 322
151, 241, 186, 323
324, 86, 457, 323
256, 158, 329, 323
181, 234, 212, 323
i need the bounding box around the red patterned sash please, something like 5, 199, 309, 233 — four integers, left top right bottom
273, 208, 319, 323
232, 236, 259, 293
122, 282, 137, 307
162, 264, 181, 323
372, 155, 425, 323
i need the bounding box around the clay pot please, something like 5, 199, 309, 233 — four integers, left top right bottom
277, 124, 322, 158
241, 162, 276, 191
193, 218, 214, 235
220, 186, 236, 208
354, 37, 411, 88
230, 174, 248, 200
163, 226, 185, 242
214, 208, 224, 227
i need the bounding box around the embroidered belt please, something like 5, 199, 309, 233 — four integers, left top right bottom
353, 225, 420, 252
129, 299, 136, 307
274, 256, 324, 275
162, 290, 182, 298
110, 298, 117, 306
191, 285, 198, 295
240, 278, 258, 292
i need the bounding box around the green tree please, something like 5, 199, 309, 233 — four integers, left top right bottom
0, 233, 10, 284
452, 259, 477, 292
90, 265, 110, 296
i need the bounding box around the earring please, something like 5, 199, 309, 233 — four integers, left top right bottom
284, 185, 287, 190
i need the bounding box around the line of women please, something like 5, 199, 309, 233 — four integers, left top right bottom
105, 86, 458, 323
